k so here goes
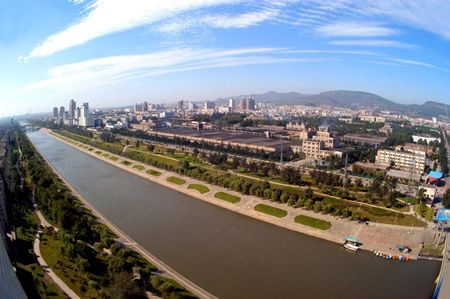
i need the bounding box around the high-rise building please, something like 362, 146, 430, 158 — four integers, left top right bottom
188, 101, 195, 111
178, 100, 184, 110
134, 103, 143, 112
247, 97, 256, 110
204, 101, 215, 109
59, 106, 65, 118
68, 99, 76, 119
228, 98, 235, 109
143, 101, 149, 112
75, 107, 81, 119
240, 97, 247, 110
79, 103, 94, 127
53, 107, 58, 118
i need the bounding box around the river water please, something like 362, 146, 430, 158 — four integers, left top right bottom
28, 131, 439, 299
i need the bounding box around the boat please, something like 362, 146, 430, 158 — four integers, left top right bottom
343, 236, 361, 252
344, 242, 360, 252
373, 250, 409, 262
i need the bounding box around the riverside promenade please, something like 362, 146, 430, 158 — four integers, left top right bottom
45, 129, 433, 259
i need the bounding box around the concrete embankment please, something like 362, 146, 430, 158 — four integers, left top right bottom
43, 128, 434, 260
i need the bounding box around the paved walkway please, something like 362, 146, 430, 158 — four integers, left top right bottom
49, 130, 434, 260
33, 235, 80, 299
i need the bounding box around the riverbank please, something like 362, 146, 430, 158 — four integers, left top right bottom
44, 128, 434, 260
34, 129, 216, 299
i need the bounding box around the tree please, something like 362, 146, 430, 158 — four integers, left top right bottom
443, 189, 450, 209
105, 272, 145, 299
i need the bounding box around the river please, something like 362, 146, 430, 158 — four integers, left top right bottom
28, 131, 439, 299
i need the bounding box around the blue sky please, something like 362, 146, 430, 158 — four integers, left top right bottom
1, 0, 450, 117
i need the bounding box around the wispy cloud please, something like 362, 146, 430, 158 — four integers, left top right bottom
22, 0, 242, 60
22, 0, 450, 61
315, 21, 398, 37
328, 39, 416, 49
157, 8, 279, 34
22, 47, 332, 92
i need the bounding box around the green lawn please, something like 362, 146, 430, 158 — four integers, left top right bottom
214, 192, 241, 203
132, 164, 145, 171
146, 169, 162, 176
40, 234, 99, 298
188, 184, 210, 194
295, 214, 331, 230
121, 160, 132, 166
254, 204, 287, 218
322, 197, 426, 227
109, 156, 119, 161
166, 176, 186, 185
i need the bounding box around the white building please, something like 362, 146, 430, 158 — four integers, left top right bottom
376, 148, 426, 173
412, 135, 441, 144
78, 103, 94, 127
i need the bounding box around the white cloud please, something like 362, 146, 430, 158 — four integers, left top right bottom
23, 0, 241, 59
158, 8, 279, 34
328, 39, 416, 49
68, 0, 86, 5
22, 47, 332, 92
22, 0, 450, 61
315, 21, 398, 37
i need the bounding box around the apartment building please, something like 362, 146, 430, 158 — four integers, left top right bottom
312, 126, 335, 148
376, 148, 426, 173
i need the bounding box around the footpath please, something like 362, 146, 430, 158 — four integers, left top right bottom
31, 195, 79, 299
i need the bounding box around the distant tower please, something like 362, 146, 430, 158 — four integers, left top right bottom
53, 107, 58, 118
229, 98, 235, 109
143, 101, 149, 112
246, 97, 256, 110
240, 97, 247, 110
59, 106, 65, 118
68, 99, 76, 119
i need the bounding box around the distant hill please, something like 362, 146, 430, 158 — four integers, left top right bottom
217, 90, 449, 118
406, 101, 450, 118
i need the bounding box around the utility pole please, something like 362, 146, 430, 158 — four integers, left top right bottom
344, 151, 349, 188
280, 140, 284, 164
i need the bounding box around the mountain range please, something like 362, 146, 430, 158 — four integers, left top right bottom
217, 90, 449, 119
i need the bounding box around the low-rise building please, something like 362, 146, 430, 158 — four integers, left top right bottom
376, 148, 426, 173
360, 115, 385, 123
412, 135, 441, 144
342, 134, 387, 146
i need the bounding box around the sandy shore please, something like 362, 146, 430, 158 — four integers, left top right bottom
42, 129, 434, 261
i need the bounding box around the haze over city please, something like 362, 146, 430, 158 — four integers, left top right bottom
1, 0, 450, 117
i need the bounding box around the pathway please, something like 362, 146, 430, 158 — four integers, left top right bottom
33, 235, 80, 299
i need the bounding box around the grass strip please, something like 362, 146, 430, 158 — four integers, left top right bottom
121, 160, 132, 166
255, 204, 287, 218
166, 176, 186, 185
214, 192, 240, 204
188, 184, 210, 194
295, 214, 331, 230
146, 169, 162, 176
133, 164, 145, 171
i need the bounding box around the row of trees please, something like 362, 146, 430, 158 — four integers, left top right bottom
57, 129, 399, 224
112, 127, 297, 161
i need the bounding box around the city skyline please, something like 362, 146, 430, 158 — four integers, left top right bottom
1, 0, 450, 117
